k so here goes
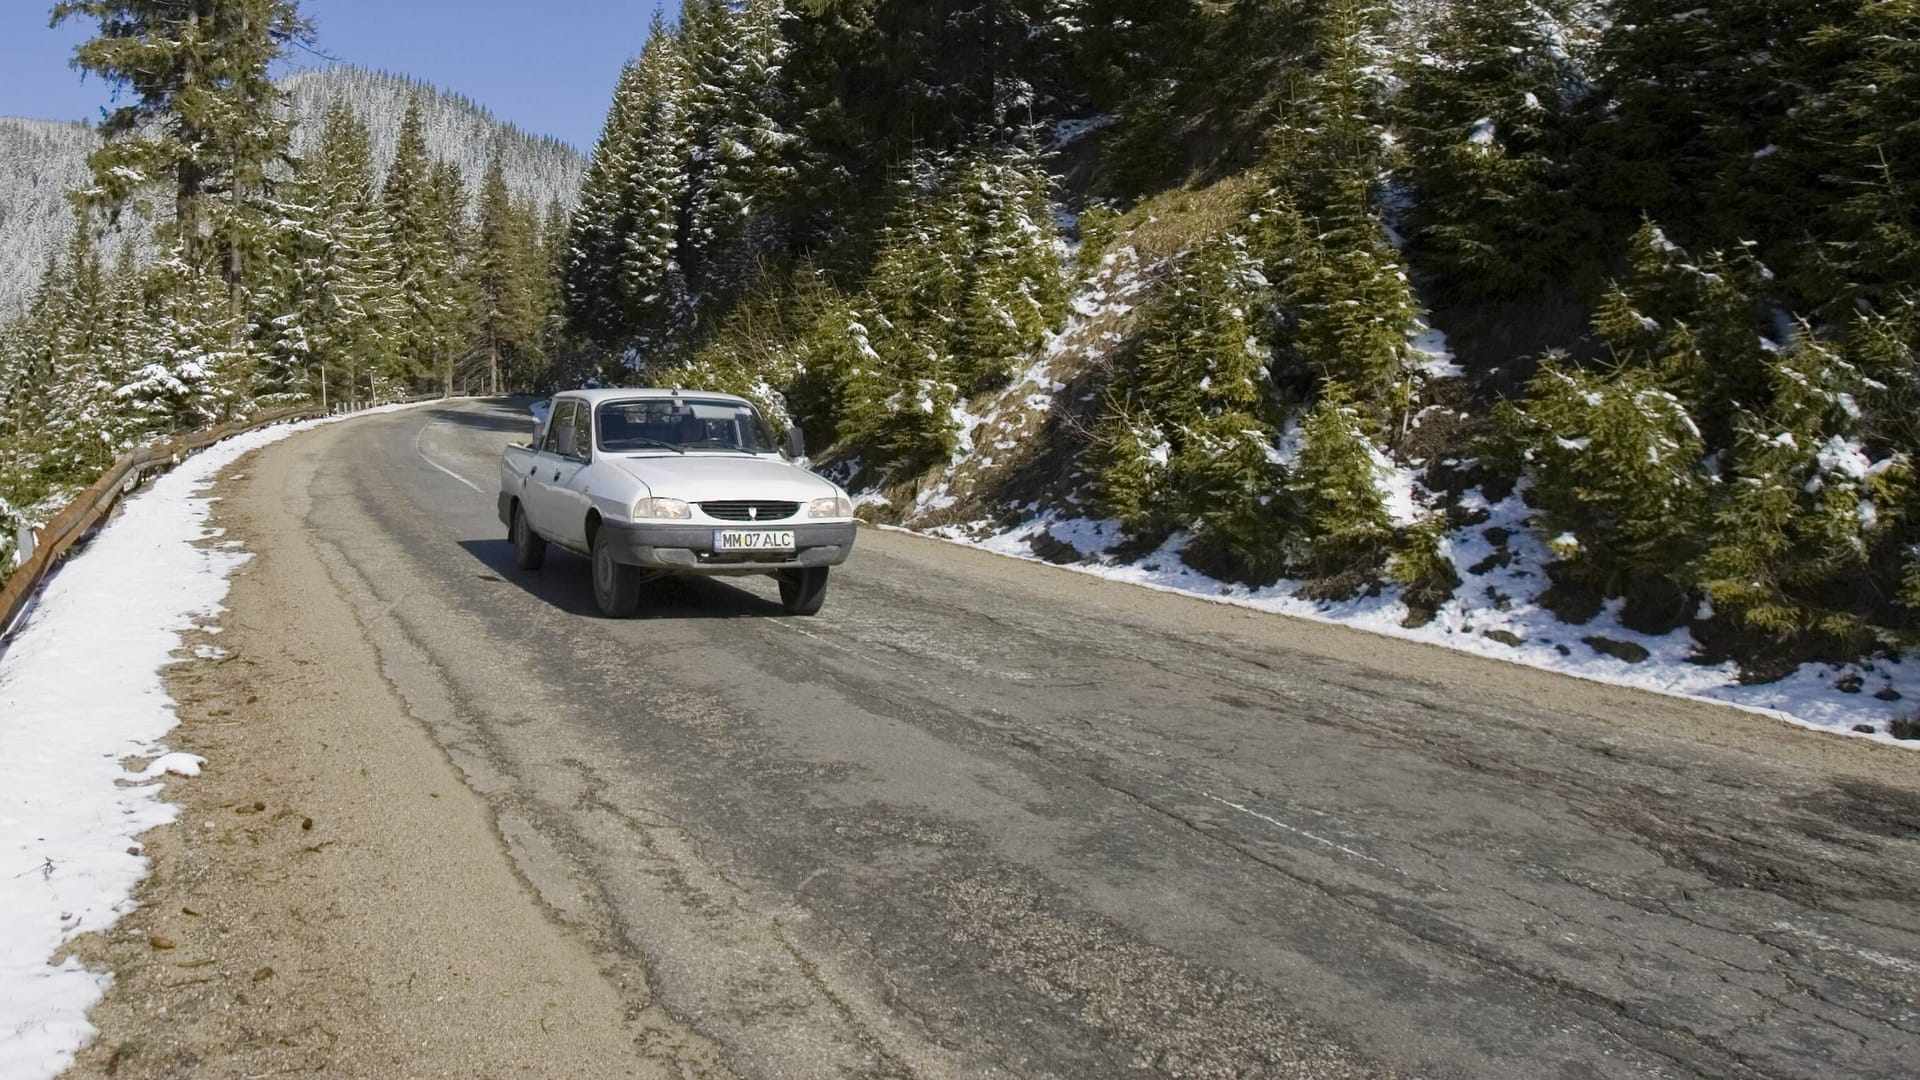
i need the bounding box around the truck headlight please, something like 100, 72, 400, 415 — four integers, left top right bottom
808, 495, 853, 519
634, 498, 693, 520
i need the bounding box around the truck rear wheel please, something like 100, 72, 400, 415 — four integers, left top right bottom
592, 531, 643, 618
511, 505, 546, 571
778, 568, 830, 617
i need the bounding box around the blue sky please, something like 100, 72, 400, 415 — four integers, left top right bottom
0, 1, 673, 151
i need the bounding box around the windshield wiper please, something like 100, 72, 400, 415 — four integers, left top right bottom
615, 438, 687, 455
683, 441, 758, 455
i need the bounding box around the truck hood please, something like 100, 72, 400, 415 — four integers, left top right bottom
609, 454, 839, 503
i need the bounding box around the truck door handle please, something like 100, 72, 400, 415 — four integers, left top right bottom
552, 470, 561, 482
529, 466, 538, 477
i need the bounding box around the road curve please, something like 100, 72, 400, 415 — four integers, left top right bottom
276, 399, 1918, 1078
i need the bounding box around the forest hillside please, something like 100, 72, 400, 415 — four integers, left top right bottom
4, 0, 1918, 732
0, 64, 584, 318
553, 0, 1920, 717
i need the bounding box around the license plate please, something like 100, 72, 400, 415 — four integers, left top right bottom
714, 529, 797, 553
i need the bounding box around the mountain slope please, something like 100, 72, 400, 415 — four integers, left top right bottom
0, 65, 586, 317
0, 118, 127, 313
281, 67, 585, 211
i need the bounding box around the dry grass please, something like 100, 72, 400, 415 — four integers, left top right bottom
1111, 173, 1265, 264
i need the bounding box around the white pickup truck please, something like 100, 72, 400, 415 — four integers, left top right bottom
499, 388, 856, 617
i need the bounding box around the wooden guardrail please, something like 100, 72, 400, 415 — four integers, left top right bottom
0, 396, 445, 641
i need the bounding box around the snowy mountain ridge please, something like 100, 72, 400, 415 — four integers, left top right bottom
0, 66, 586, 318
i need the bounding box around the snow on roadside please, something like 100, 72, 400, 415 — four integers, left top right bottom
904, 493, 1920, 750
0, 401, 438, 1080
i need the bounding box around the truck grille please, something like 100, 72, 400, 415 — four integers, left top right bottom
701, 500, 800, 523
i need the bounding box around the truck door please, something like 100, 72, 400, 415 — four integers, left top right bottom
529, 399, 592, 549
547, 404, 595, 549
524, 399, 572, 543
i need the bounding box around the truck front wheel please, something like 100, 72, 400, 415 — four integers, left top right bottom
778, 568, 830, 617
512, 505, 547, 571
592, 531, 643, 618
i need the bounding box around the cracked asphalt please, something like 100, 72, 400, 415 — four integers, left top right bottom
262, 399, 1920, 1078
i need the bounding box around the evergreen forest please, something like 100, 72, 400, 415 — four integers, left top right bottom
5, 0, 1920, 687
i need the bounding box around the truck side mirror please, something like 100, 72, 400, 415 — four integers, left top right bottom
784, 426, 807, 459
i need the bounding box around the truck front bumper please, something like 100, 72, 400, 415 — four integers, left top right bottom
600, 521, 858, 575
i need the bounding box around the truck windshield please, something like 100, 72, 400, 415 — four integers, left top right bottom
596, 399, 779, 455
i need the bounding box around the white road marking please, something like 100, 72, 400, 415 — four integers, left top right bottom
1205, 794, 1385, 866
415, 420, 485, 493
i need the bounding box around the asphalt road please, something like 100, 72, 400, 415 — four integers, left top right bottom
275, 399, 1919, 1079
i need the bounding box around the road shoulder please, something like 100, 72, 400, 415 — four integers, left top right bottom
59, 432, 719, 1079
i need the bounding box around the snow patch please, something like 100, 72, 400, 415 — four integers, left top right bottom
903, 489, 1920, 750
0, 400, 439, 1079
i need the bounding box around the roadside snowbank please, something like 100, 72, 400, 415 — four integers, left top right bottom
0, 401, 437, 1079
909, 495, 1920, 749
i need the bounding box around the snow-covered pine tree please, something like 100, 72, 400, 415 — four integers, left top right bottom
1288, 382, 1397, 577
1498, 359, 1711, 594
1700, 328, 1912, 644
1090, 235, 1288, 574
567, 60, 648, 347
625, 20, 695, 360
41, 210, 136, 478
952, 152, 1068, 393
267, 102, 402, 408
1247, 0, 1422, 435
0, 260, 69, 492
124, 254, 255, 428
680, 0, 796, 306
1589, 221, 1775, 444
830, 172, 968, 477
54, 0, 309, 427
53, 0, 308, 277
1298, 0, 1395, 203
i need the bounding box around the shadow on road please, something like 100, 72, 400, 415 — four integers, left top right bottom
458, 539, 787, 621
422, 400, 540, 437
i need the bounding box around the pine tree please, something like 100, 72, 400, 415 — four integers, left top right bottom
468, 157, 544, 394
1783, 0, 1920, 321
1091, 235, 1286, 569
1289, 383, 1396, 576
268, 102, 401, 408
42, 209, 135, 474
381, 97, 441, 389
680, 0, 794, 303
1396, 0, 1588, 300
1256, 185, 1421, 432
1700, 328, 1912, 642
421, 160, 474, 394
625, 21, 695, 358
870, 0, 1080, 148
1498, 360, 1711, 593
1590, 221, 1775, 444
1585, 0, 1832, 252
566, 60, 648, 346
53, 0, 309, 278
952, 153, 1068, 392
